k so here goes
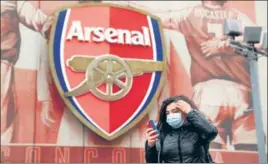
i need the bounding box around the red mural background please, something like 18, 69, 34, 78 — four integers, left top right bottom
1, 1, 266, 163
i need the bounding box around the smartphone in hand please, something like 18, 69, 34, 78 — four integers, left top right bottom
147, 120, 160, 136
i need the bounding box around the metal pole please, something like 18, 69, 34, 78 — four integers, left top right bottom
248, 54, 267, 163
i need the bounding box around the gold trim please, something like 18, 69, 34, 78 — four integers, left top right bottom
48, 2, 167, 140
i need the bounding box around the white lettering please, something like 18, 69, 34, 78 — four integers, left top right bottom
66, 20, 151, 46
66, 21, 84, 41
117, 29, 131, 45
93, 27, 105, 42
131, 31, 144, 45
84, 27, 94, 41
105, 28, 118, 43
142, 27, 151, 46
193, 8, 237, 20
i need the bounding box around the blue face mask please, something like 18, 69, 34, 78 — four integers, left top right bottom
166, 113, 184, 129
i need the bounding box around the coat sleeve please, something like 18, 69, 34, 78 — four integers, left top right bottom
145, 140, 158, 163
186, 109, 218, 141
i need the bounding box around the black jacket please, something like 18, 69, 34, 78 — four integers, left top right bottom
145, 109, 218, 163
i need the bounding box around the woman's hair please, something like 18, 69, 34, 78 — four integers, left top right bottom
157, 95, 198, 133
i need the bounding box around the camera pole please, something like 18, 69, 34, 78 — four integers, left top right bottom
234, 45, 267, 163
249, 53, 266, 163
225, 19, 267, 163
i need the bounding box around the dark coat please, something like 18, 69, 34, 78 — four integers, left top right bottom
145, 109, 218, 163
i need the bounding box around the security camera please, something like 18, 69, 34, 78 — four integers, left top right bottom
224, 18, 267, 58
224, 19, 242, 39
243, 26, 262, 44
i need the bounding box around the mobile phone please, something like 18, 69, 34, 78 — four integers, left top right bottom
147, 120, 159, 136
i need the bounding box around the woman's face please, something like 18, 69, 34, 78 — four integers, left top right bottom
166, 101, 187, 120
166, 102, 181, 116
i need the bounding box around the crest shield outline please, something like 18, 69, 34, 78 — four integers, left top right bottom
49, 2, 167, 140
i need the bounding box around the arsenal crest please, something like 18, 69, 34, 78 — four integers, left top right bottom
49, 2, 166, 140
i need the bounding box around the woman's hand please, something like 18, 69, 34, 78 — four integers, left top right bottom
176, 100, 193, 114
146, 128, 158, 147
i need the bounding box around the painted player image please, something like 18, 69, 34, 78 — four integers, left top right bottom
164, 0, 257, 151
1, 1, 53, 144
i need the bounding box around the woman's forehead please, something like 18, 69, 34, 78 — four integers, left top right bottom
167, 102, 177, 110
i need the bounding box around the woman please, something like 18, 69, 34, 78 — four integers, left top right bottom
145, 95, 218, 163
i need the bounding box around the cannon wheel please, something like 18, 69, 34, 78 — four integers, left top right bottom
85, 55, 133, 101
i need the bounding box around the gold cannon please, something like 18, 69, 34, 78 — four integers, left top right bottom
64, 54, 165, 101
